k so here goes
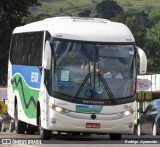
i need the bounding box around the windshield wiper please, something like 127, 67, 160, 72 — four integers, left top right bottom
73, 73, 91, 99
73, 61, 92, 100
98, 73, 116, 104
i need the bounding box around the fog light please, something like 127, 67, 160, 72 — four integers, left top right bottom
51, 118, 56, 124
128, 123, 133, 128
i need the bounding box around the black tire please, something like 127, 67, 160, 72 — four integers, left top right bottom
71, 132, 81, 136
15, 105, 27, 134
82, 132, 91, 136
109, 133, 122, 140
38, 114, 52, 140
26, 125, 36, 134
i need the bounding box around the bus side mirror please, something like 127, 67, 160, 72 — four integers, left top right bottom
44, 41, 51, 70
136, 46, 147, 74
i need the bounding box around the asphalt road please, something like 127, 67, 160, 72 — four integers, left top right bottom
1, 131, 160, 146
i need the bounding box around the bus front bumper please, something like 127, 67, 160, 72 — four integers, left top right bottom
47, 110, 135, 134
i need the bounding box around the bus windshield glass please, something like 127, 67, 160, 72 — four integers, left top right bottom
51, 39, 136, 101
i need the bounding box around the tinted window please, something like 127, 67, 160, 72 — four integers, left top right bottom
153, 101, 160, 111
155, 101, 160, 107
156, 101, 160, 111
51, 39, 136, 100
151, 106, 157, 112
10, 31, 44, 66
144, 104, 152, 114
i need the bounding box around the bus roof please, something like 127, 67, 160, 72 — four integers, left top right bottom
13, 17, 135, 43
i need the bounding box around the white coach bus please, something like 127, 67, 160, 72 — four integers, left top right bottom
7, 17, 147, 140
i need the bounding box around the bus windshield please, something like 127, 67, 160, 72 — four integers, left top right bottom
51, 39, 136, 101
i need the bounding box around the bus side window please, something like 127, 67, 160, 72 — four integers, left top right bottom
28, 54, 31, 65
10, 31, 44, 66
10, 35, 17, 64
22, 55, 26, 65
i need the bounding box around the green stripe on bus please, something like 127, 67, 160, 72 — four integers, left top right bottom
12, 74, 39, 118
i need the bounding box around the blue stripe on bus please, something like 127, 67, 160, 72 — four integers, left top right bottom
12, 65, 41, 89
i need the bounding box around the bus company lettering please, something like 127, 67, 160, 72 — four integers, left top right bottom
83, 100, 104, 105
31, 72, 39, 83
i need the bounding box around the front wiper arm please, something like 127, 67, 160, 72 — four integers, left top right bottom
99, 73, 116, 104
73, 73, 91, 99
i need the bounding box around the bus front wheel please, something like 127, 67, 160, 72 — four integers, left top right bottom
109, 133, 122, 140
38, 116, 52, 140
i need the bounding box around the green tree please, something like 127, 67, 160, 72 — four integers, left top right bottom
78, 10, 91, 17
112, 13, 126, 23
34, 13, 51, 21
125, 16, 147, 48
96, 0, 123, 19
147, 22, 160, 46
145, 9, 160, 72
148, 8, 160, 24
0, 0, 40, 86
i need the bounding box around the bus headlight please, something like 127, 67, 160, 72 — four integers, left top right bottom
55, 106, 63, 112
124, 110, 131, 116
123, 109, 134, 117
50, 104, 70, 113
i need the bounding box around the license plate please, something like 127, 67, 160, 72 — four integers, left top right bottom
86, 123, 100, 128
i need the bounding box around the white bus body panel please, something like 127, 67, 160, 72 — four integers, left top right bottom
13, 17, 134, 43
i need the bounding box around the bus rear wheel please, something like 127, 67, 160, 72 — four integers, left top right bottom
15, 105, 27, 134
38, 115, 52, 140
109, 133, 122, 140
1, 124, 6, 132
0, 124, 2, 132
9, 121, 15, 132
26, 124, 36, 134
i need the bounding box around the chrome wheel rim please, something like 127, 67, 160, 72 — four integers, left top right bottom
137, 124, 141, 136
9, 123, 11, 131
152, 123, 157, 136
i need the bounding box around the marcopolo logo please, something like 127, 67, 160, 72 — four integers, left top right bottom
31, 72, 39, 83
